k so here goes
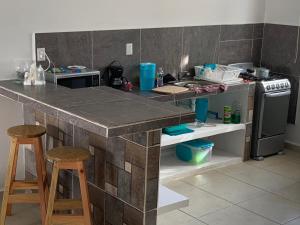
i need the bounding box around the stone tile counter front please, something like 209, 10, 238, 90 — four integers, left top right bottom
0, 80, 195, 225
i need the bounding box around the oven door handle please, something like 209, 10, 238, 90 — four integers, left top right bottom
265, 90, 291, 98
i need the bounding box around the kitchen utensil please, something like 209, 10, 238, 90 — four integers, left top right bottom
152, 85, 189, 94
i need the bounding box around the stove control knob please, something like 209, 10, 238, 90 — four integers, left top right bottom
281, 83, 284, 88
266, 85, 271, 90
271, 84, 275, 89
276, 84, 280, 89
285, 82, 289, 88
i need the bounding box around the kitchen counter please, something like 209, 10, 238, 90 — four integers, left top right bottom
0, 79, 254, 225
0, 80, 194, 137
132, 81, 255, 102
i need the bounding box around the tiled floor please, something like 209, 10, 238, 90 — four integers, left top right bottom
0, 149, 300, 225
158, 149, 300, 225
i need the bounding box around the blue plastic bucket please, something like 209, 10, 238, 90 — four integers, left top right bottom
140, 63, 156, 91
176, 139, 214, 164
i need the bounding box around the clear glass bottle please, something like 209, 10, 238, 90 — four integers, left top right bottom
35, 65, 46, 85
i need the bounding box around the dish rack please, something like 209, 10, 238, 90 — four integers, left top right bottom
194, 65, 242, 83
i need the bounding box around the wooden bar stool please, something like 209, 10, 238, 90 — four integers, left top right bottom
45, 146, 92, 225
0, 125, 48, 225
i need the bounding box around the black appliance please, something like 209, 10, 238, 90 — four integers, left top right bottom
45, 69, 100, 89
249, 75, 291, 160
107, 61, 125, 89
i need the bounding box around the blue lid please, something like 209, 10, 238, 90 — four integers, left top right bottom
140, 63, 156, 69
180, 139, 214, 149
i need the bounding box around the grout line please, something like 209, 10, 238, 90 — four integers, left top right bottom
217, 25, 221, 64
219, 38, 253, 43
91, 31, 94, 69
178, 209, 210, 225
260, 23, 266, 67
237, 204, 281, 224
139, 29, 142, 63
180, 27, 184, 72
294, 25, 300, 64
251, 24, 255, 58
285, 215, 300, 224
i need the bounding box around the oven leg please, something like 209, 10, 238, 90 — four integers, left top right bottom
254, 156, 264, 161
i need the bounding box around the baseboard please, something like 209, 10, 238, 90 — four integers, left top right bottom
284, 141, 300, 151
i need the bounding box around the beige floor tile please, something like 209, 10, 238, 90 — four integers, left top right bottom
166, 181, 232, 218
5, 204, 40, 225
157, 210, 206, 225
238, 192, 300, 224
246, 155, 292, 168
184, 171, 267, 204
263, 161, 300, 180
199, 205, 278, 225
217, 163, 297, 192
275, 182, 300, 204
285, 217, 300, 225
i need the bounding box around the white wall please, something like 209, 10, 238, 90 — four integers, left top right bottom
265, 0, 300, 26
0, 97, 24, 191
0, 0, 266, 189
0, 0, 266, 79
265, 0, 300, 146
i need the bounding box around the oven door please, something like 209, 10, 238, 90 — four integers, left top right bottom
259, 90, 291, 138
57, 75, 100, 89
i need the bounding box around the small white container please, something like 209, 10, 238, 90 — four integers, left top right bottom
195, 65, 242, 83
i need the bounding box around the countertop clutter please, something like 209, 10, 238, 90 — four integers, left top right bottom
0, 80, 194, 137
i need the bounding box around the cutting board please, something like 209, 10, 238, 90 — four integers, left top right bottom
152, 85, 189, 94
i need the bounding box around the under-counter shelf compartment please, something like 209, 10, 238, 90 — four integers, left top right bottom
161, 119, 246, 147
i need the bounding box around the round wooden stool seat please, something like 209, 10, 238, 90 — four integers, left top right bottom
7, 125, 46, 138
47, 147, 90, 162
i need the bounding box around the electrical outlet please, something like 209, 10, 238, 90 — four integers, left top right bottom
37, 48, 46, 61
126, 43, 133, 55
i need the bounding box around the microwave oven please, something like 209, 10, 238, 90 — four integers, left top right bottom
45, 70, 100, 89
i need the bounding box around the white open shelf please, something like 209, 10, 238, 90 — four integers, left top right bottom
161, 120, 246, 147
160, 149, 242, 183
158, 185, 189, 215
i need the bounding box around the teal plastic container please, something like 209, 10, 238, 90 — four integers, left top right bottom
176, 139, 214, 164
140, 63, 156, 91
195, 98, 208, 123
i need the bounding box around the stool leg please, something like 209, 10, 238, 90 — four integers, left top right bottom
6, 140, 20, 217
0, 137, 18, 224
77, 161, 92, 225
34, 138, 48, 225
45, 162, 59, 225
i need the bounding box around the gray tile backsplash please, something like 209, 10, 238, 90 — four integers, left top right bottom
261, 24, 299, 75
261, 23, 300, 124
141, 27, 183, 77
220, 24, 253, 41
219, 40, 252, 65
35, 23, 263, 83
182, 26, 220, 73
93, 29, 141, 84
36, 31, 93, 68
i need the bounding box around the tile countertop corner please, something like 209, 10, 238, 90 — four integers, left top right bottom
0, 80, 195, 137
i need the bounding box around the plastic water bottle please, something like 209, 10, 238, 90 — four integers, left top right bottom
156, 67, 164, 87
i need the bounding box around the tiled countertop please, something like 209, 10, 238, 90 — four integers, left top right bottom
132, 81, 255, 102
0, 80, 194, 137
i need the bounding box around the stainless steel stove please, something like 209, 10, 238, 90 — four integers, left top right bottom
251, 78, 291, 160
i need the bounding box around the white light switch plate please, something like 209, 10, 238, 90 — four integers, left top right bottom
37, 48, 46, 61
126, 43, 133, 55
